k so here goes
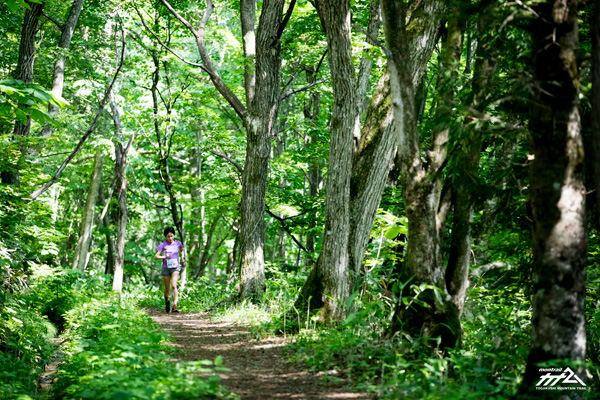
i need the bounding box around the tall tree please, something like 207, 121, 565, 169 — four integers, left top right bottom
156, 0, 288, 300
110, 91, 134, 294
1, 0, 44, 185
40, 0, 85, 138
72, 148, 104, 270
302, 0, 356, 321
445, 0, 498, 318
381, 0, 462, 349
521, 0, 587, 394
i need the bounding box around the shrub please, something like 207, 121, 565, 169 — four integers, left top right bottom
51, 296, 235, 400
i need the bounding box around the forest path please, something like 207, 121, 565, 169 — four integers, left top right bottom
145, 308, 369, 400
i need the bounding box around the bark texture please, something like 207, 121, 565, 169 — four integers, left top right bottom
521, 0, 586, 395
112, 137, 133, 293
189, 131, 205, 275
40, 0, 85, 137
240, 0, 256, 105
353, 0, 381, 145
110, 92, 133, 293
348, 71, 396, 279
72, 148, 104, 270
382, 0, 460, 349
305, 0, 356, 321
238, 0, 285, 300
98, 187, 116, 275
1, 0, 44, 185
445, 0, 498, 318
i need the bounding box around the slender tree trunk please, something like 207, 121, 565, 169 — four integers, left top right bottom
476, 135, 519, 264
98, 187, 116, 275
110, 91, 133, 293
304, 78, 321, 260
40, 0, 85, 137
189, 130, 205, 273
228, 229, 240, 283
444, 0, 498, 318
72, 148, 104, 270
112, 139, 132, 293
353, 0, 381, 146
1, 0, 44, 185
521, 0, 586, 394
382, 0, 460, 349
238, 0, 285, 300
240, 0, 256, 105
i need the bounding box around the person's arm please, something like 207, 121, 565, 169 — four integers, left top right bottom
179, 245, 185, 264
154, 251, 166, 260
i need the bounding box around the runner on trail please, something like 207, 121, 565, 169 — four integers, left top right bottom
154, 227, 184, 313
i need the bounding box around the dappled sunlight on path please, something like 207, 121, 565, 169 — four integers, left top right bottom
145, 308, 369, 400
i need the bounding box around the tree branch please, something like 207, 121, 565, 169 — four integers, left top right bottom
280, 79, 328, 101
276, 0, 297, 40
352, 22, 389, 57
42, 12, 63, 29
209, 149, 243, 174
265, 205, 311, 257
132, 2, 210, 73
159, 0, 247, 119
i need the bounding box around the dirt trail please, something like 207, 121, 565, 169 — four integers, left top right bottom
146, 308, 369, 400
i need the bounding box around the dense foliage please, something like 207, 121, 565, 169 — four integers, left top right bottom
1, 0, 599, 399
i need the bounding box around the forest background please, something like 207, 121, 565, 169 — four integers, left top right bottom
0, 0, 599, 399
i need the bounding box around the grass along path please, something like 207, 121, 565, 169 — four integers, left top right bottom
145, 308, 369, 400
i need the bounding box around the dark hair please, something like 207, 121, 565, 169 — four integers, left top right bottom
163, 227, 175, 237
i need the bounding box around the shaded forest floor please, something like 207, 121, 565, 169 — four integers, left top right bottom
145, 308, 369, 400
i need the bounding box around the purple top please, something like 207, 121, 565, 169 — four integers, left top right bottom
157, 240, 183, 269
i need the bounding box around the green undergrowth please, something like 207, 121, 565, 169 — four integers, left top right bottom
51, 295, 235, 400
209, 263, 307, 336
0, 266, 103, 400
288, 287, 532, 399
132, 275, 234, 312
0, 294, 56, 399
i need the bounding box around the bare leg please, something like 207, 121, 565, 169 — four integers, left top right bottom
171, 271, 180, 306
162, 275, 171, 299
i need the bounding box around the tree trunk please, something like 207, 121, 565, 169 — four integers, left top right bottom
240, 0, 256, 105
382, 0, 460, 349
521, 0, 587, 394
98, 187, 116, 275
353, 0, 381, 145
189, 130, 205, 273
445, 0, 498, 318
348, 71, 396, 280
1, 0, 44, 185
40, 0, 85, 138
238, 0, 285, 300
304, 76, 321, 261
227, 229, 240, 282
304, 0, 356, 322
112, 138, 133, 293
110, 91, 133, 293
72, 148, 104, 270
